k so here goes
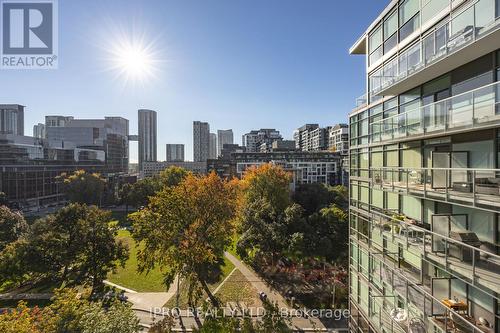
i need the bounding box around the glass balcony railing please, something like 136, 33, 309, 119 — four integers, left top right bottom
370, 80, 500, 143
350, 225, 494, 333
350, 205, 500, 301
369, 0, 500, 97
354, 93, 368, 110
367, 166, 500, 211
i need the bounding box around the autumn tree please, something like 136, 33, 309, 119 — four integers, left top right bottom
236, 164, 293, 260
0, 288, 140, 333
131, 172, 238, 307
58, 170, 107, 205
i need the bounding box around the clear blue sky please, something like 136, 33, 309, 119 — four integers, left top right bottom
1, 0, 387, 162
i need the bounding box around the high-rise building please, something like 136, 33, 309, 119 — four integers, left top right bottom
348, 1, 500, 333
217, 129, 234, 157
293, 124, 330, 151
242, 129, 282, 152
0, 104, 24, 135
46, 116, 129, 173
166, 144, 185, 162
193, 121, 210, 162
209, 133, 217, 159
33, 123, 45, 139
138, 109, 157, 171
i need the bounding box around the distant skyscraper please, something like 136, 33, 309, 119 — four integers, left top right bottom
138, 109, 157, 171
33, 123, 45, 139
209, 133, 217, 159
0, 104, 24, 135
217, 129, 233, 157
193, 121, 210, 162
166, 144, 185, 162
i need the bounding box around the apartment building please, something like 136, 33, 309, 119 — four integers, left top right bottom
348, 1, 500, 333
166, 144, 185, 162
193, 121, 210, 162
242, 128, 282, 152
294, 124, 331, 151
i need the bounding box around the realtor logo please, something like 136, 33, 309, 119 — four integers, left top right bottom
1, 0, 58, 69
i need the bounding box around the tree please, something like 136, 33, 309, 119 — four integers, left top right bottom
0, 288, 140, 333
58, 170, 106, 205
159, 166, 191, 188
126, 177, 162, 208
236, 164, 294, 260
26, 204, 128, 292
118, 182, 133, 213
0, 239, 30, 285
240, 164, 292, 213
0, 192, 7, 206
131, 172, 238, 307
0, 205, 28, 251
293, 184, 349, 214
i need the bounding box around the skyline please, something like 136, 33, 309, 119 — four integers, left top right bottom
1, 0, 387, 162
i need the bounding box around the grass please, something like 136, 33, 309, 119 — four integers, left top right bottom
109, 210, 133, 227
163, 257, 235, 308
107, 230, 167, 292
214, 269, 261, 307
227, 234, 242, 260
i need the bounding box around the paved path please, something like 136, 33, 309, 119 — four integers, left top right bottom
105, 276, 179, 311
224, 251, 288, 308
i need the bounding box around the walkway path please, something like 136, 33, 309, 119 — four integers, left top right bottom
224, 252, 288, 308
223, 252, 328, 331
105, 276, 179, 310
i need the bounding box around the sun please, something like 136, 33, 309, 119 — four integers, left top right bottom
102, 31, 162, 87
114, 43, 153, 79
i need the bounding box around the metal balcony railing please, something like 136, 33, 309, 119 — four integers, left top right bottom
370, 80, 500, 144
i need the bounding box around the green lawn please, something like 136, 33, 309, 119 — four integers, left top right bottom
109, 210, 133, 227
215, 269, 261, 307
164, 257, 235, 308
107, 230, 167, 292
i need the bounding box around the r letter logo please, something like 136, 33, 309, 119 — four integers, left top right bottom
1, 0, 58, 69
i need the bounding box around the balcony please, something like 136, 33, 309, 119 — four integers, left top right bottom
371, 0, 500, 97
371, 80, 500, 145
368, 166, 500, 212
351, 206, 500, 301
353, 93, 368, 112
350, 215, 498, 333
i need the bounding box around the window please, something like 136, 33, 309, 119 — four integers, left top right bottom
369, 25, 383, 64
400, 14, 420, 41
475, 0, 495, 34
421, 0, 449, 26
400, 0, 420, 25
384, 10, 398, 52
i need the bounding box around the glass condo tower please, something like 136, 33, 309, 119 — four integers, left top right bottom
348, 0, 500, 332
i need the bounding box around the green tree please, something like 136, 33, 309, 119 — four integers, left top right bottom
118, 182, 133, 213
0, 205, 28, 251
0, 239, 30, 285
293, 184, 349, 214
131, 172, 238, 307
58, 170, 107, 205
0, 192, 7, 206
79, 300, 140, 333
159, 166, 190, 188
27, 204, 128, 292
127, 177, 162, 208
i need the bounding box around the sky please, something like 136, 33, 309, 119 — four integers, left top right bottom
0, 0, 387, 162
